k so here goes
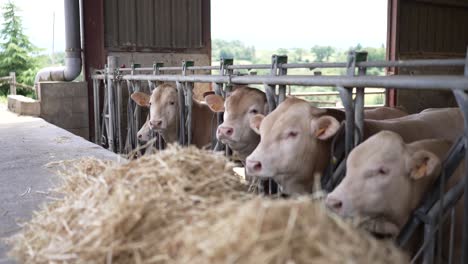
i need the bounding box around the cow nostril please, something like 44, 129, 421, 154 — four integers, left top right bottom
226, 128, 233, 136
253, 161, 262, 172
156, 120, 163, 126
138, 134, 142, 139
326, 198, 343, 212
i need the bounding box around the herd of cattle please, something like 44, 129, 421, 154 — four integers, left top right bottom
130, 83, 464, 259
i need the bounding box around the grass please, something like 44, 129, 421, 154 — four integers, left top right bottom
0, 94, 7, 104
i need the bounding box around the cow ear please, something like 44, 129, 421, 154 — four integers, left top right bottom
250, 114, 264, 135
310, 115, 340, 140
205, 94, 225, 112
131, 92, 151, 107
263, 101, 269, 115
407, 150, 441, 180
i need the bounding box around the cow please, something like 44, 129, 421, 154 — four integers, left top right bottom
325, 131, 464, 260
245, 97, 462, 195
131, 83, 216, 149
205, 87, 408, 163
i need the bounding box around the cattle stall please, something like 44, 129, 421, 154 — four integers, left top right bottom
92, 49, 468, 263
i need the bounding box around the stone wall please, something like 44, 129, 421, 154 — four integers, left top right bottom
38, 82, 89, 140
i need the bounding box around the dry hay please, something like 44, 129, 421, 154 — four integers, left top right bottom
168, 198, 408, 264
7, 145, 407, 264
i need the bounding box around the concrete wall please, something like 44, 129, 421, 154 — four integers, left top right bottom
38, 82, 89, 140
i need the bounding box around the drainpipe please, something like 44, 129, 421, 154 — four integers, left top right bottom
35, 0, 82, 83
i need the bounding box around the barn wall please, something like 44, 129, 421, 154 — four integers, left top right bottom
393, 0, 468, 113
104, 0, 208, 53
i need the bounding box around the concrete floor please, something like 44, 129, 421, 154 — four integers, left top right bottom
0, 104, 120, 263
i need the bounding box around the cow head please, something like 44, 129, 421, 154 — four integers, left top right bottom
245, 97, 340, 195
205, 87, 268, 161
326, 131, 443, 237
131, 84, 179, 143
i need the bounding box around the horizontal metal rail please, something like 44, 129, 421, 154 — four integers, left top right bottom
91, 74, 468, 90
110, 58, 465, 73
291, 91, 385, 97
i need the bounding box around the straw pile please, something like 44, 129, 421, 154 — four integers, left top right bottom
7, 145, 407, 264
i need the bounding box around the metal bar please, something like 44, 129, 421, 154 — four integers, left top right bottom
116, 80, 123, 153
291, 91, 385, 96
186, 82, 193, 145
106, 57, 117, 152
277, 55, 288, 104
422, 223, 435, 264
91, 74, 468, 90
354, 52, 368, 145
458, 47, 468, 264
112, 58, 465, 73
449, 208, 455, 264
93, 79, 101, 145
176, 81, 186, 146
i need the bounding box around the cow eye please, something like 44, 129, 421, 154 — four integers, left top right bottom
378, 167, 389, 175
249, 109, 258, 114
286, 131, 298, 139
169, 101, 175, 105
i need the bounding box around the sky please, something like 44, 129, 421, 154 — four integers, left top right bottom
0, 0, 64, 54
0, 0, 387, 54
211, 0, 388, 50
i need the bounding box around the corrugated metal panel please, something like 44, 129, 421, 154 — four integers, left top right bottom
104, 0, 205, 50
399, 1, 468, 54
154, 0, 172, 47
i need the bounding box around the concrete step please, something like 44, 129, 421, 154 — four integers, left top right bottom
7, 95, 40, 117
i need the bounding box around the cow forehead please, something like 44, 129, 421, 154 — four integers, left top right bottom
151, 85, 177, 103
226, 88, 266, 111
260, 101, 312, 133
348, 132, 406, 169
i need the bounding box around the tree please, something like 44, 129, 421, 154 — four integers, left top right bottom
292, 48, 305, 62
311, 45, 335, 62
276, 48, 289, 56
0, 1, 38, 95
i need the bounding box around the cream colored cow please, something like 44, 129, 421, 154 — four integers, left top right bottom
131, 84, 215, 148
326, 131, 464, 259
245, 97, 462, 195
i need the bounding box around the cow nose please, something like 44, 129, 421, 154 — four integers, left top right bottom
218, 126, 234, 137
138, 134, 142, 139
325, 196, 343, 213
246, 159, 262, 173
150, 119, 163, 129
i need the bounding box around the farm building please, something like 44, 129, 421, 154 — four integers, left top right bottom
1, 0, 468, 263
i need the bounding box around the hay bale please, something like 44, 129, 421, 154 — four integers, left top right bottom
8, 145, 251, 263
168, 198, 408, 264
7, 145, 407, 264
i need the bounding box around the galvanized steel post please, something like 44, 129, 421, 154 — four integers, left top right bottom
106, 56, 117, 152
92, 77, 101, 145
354, 51, 368, 145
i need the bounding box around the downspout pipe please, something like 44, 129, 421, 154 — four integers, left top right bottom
35, 0, 82, 83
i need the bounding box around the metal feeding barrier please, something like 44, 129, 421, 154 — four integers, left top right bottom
91, 48, 468, 263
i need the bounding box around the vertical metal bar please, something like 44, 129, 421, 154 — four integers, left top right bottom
277, 55, 288, 104
106, 56, 117, 152
186, 82, 194, 145
93, 78, 101, 145
448, 208, 455, 264
423, 224, 435, 264
459, 46, 468, 264
338, 86, 354, 156
339, 51, 357, 155
176, 81, 186, 146
354, 51, 368, 145
116, 80, 123, 153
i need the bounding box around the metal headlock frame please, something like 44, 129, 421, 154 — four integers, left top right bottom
92, 48, 468, 263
